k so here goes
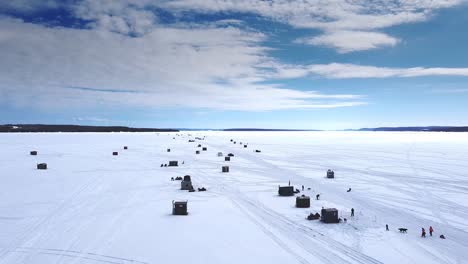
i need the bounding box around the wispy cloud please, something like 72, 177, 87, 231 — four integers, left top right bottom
160, 0, 464, 52
0, 16, 363, 111
305, 63, 468, 79
296, 31, 400, 53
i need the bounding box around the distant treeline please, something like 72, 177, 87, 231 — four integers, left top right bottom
357, 126, 468, 132
0, 124, 179, 133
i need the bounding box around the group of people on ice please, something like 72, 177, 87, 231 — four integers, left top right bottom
421, 226, 444, 238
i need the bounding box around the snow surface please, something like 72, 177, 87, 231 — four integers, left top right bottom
0, 131, 468, 264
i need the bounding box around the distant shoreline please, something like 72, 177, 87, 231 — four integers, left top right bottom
0, 124, 178, 133
1, 124, 468, 133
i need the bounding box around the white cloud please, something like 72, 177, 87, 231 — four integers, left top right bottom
159, 0, 464, 52
0, 17, 363, 111
306, 63, 468, 78
2, 1, 464, 52
296, 30, 400, 53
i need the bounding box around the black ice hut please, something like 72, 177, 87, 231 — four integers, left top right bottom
321, 208, 339, 223
278, 186, 294, 196
172, 200, 188, 215
37, 163, 47, 170
296, 195, 310, 208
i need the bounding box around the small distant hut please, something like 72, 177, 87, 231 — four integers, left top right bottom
327, 169, 335, 179
202, 147, 207, 151
197, 144, 202, 147
296, 195, 310, 208
37, 163, 47, 170
181, 175, 193, 190
321, 208, 339, 223
172, 201, 188, 215
225, 156, 231, 161
30, 151, 38, 156
167, 148, 171, 152
230, 139, 233, 142
113, 152, 118, 156
124, 146, 128, 150
233, 141, 236, 144
189, 140, 195, 142
278, 186, 294, 196
244, 145, 247, 148
168, 161, 178, 167
255, 150, 261, 153
222, 166, 229, 173
227, 153, 234, 157
217, 152, 223, 157
196, 150, 200, 154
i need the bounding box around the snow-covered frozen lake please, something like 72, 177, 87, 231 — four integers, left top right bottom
0, 131, 467, 264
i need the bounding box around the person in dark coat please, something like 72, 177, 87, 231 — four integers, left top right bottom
386, 224, 389, 231
302, 185, 304, 191
421, 228, 426, 237
316, 194, 320, 200
351, 208, 355, 217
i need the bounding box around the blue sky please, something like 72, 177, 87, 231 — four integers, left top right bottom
1, 0, 468, 130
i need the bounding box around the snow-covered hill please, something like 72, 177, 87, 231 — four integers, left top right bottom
0, 131, 467, 264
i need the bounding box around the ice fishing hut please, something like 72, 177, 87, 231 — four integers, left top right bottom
167, 148, 171, 152
113, 152, 118, 156
244, 145, 247, 148
278, 186, 294, 196
37, 163, 47, 170
217, 152, 223, 157
222, 166, 229, 173
172, 200, 188, 215
321, 208, 339, 223
168, 161, 178, 167
198, 144, 202, 147
296, 195, 310, 208
227, 153, 234, 157
196, 150, 200, 154
225, 156, 231, 161
202, 147, 207, 151
255, 150, 261, 153
327, 169, 335, 178
230, 139, 233, 142
181, 175, 193, 190
30, 151, 37, 156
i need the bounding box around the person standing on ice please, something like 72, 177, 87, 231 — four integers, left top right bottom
302, 185, 304, 191
351, 208, 354, 217
288, 180, 290, 186
429, 226, 434, 236
421, 228, 426, 237
316, 194, 320, 200
386, 224, 389, 231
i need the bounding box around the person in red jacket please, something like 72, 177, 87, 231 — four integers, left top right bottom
421, 228, 426, 237
429, 226, 434, 236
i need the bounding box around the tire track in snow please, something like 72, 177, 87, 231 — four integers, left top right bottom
0, 175, 102, 263
192, 164, 382, 264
